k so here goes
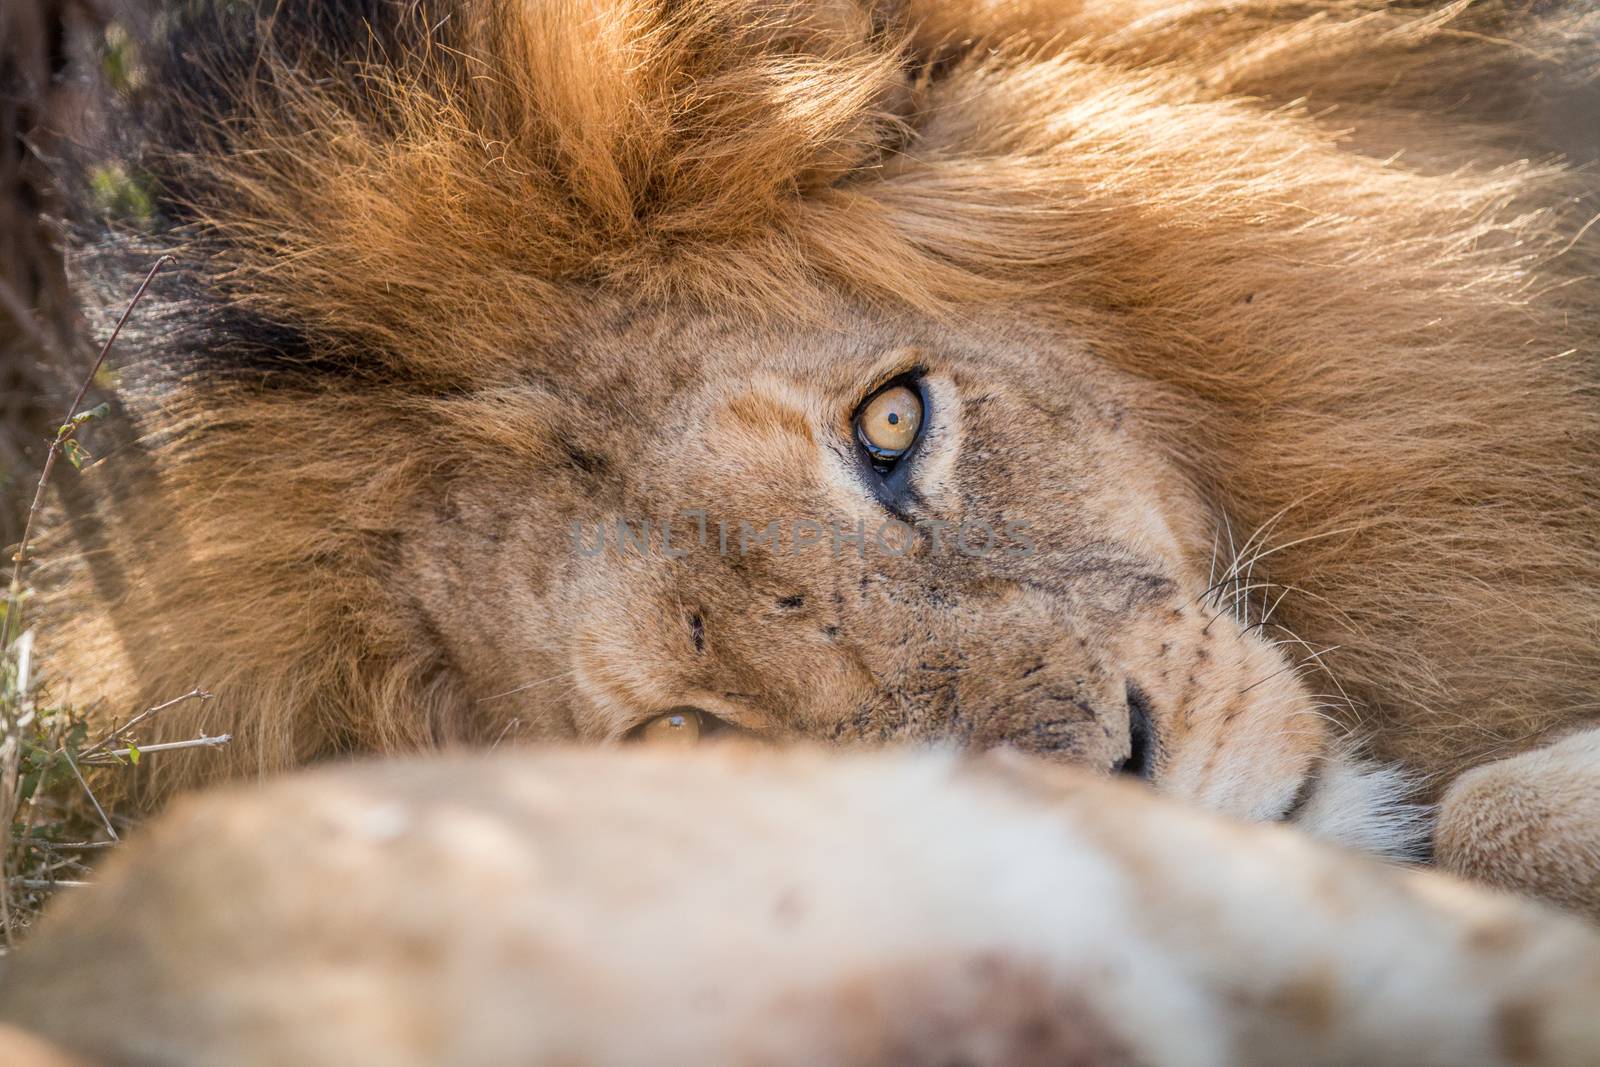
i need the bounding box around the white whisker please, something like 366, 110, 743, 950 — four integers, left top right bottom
478, 668, 579, 704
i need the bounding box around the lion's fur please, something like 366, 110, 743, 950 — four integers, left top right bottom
46, 0, 1600, 805
8, 747, 1600, 1065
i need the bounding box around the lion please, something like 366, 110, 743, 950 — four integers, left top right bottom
39, 0, 1600, 912
5, 747, 1600, 1065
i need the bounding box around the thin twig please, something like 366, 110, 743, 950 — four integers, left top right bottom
19, 839, 117, 851
62, 752, 117, 843
9, 880, 91, 891
79, 733, 233, 765
79, 688, 212, 758
27, 854, 89, 879
1, 255, 173, 651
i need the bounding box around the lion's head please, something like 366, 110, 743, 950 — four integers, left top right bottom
409, 308, 1326, 819
48, 0, 1598, 850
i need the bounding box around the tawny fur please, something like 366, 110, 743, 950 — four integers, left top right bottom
40, 0, 1599, 883
7, 748, 1600, 1066
1437, 730, 1600, 913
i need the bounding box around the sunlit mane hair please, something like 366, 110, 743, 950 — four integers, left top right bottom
55, 0, 1598, 799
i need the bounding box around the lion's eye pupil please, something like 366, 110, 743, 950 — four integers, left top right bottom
856, 383, 923, 463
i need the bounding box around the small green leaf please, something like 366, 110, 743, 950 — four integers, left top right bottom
62, 439, 91, 470
71, 403, 112, 427
125, 742, 140, 766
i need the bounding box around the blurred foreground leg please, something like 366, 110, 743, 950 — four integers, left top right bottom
2, 746, 1597, 1067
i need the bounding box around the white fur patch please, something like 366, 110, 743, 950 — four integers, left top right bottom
1294, 753, 1434, 862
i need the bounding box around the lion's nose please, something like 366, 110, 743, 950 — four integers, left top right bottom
1113, 684, 1157, 780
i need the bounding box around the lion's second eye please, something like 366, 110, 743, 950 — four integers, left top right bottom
631, 708, 705, 746
856, 384, 923, 461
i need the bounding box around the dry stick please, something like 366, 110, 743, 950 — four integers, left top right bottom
79, 732, 233, 766
25, 852, 88, 879
61, 752, 117, 843
78, 687, 212, 758
0, 255, 174, 946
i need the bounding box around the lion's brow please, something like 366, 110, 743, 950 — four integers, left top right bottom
723, 392, 817, 445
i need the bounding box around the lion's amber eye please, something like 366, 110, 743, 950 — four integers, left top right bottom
632, 708, 704, 747
856, 383, 923, 461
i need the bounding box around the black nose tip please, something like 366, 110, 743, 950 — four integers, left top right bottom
1114, 684, 1157, 779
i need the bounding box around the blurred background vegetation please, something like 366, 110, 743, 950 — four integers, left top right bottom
1, 0, 155, 943
2, 0, 157, 534
4, 0, 111, 543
